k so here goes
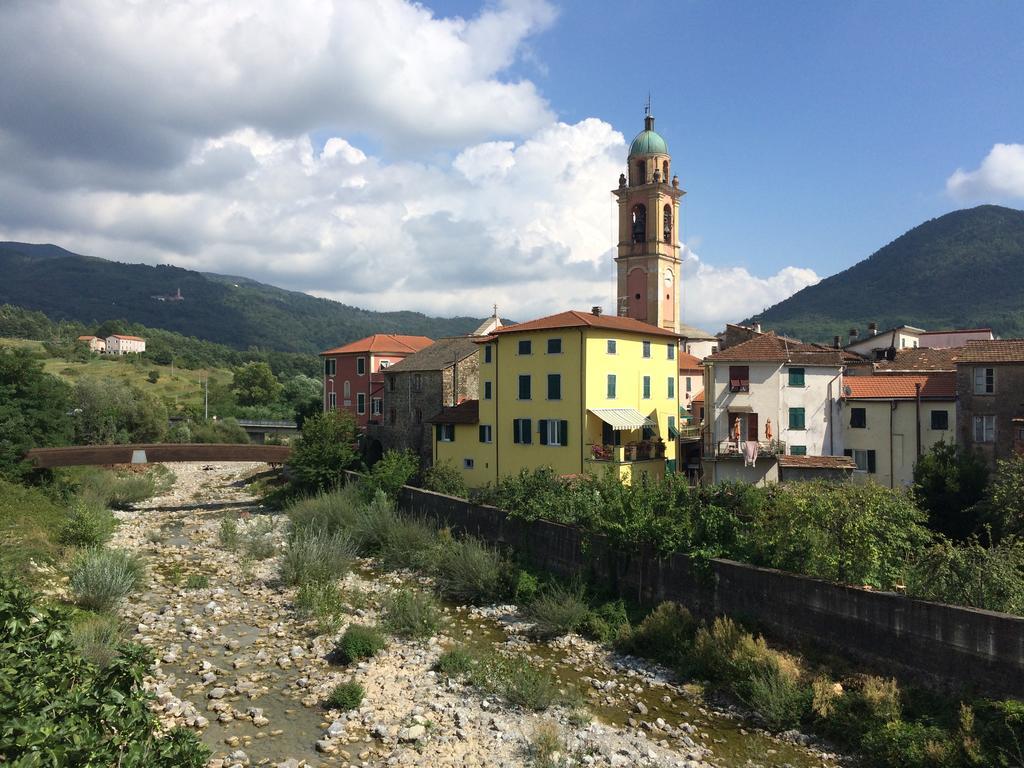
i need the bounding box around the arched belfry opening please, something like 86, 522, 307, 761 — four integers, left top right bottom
663, 204, 672, 243
662, 160, 669, 181
631, 204, 646, 243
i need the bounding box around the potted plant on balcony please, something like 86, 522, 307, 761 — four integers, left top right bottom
624, 443, 638, 461
638, 439, 652, 460
654, 437, 666, 458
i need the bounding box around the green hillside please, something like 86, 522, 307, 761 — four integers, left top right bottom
747, 205, 1024, 342
0, 243, 484, 353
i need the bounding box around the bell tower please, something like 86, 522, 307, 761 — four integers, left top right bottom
612, 110, 685, 334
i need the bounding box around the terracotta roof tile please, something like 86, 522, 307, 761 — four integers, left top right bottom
706, 333, 845, 365
872, 347, 961, 371
490, 310, 680, 338
778, 455, 857, 469
844, 372, 956, 400
425, 399, 479, 425
320, 334, 434, 356
958, 339, 1024, 363
691, 389, 704, 404
678, 352, 703, 372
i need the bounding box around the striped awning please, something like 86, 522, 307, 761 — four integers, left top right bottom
589, 408, 655, 430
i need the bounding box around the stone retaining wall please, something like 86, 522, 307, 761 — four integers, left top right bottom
373, 474, 1024, 695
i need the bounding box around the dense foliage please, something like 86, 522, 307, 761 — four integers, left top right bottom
0, 348, 73, 478
0, 576, 208, 766
286, 410, 360, 493
913, 441, 989, 540
72, 377, 168, 444
746, 205, 1024, 341
0, 243, 484, 354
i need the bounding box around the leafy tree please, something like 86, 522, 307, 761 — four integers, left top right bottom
288, 410, 360, 492
913, 441, 989, 540
282, 374, 322, 424
980, 454, 1024, 542
94, 319, 127, 339
360, 449, 419, 500
231, 361, 283, 407
422, 459, 469, 498
0, 575, 209, 766
72, 378, 167, 444
905, 535, 1024, 614
0, 348, 73, 478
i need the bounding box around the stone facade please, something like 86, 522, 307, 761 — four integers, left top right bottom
956, 360, 1024, 469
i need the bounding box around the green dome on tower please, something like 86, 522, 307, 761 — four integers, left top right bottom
628, 115, 668, 157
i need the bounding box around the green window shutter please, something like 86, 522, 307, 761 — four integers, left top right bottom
523, 418, 532, 444
790, 445, 807, 456
789, 407, 805, 430
559, 420, 569, 446
436, 424, 442, 441
867, 450, 877, 474
643, 376, 651, 399
607, 374, 616, 399
667, 377, 675, 399
512, 419, 521, 444
479, 425, 486, 442
642, 340, 651, 358
547, 374, 561, 400
518, 375, 531, 400
539, 420, 549, 445
788, 368, 805, 386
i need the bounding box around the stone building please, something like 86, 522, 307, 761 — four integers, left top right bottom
956, 339, 1024, 469
366, 336, 483, 468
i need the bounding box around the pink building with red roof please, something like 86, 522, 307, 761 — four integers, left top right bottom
320, 334, 433, 429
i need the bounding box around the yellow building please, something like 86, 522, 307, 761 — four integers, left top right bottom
431, 309, 681, 487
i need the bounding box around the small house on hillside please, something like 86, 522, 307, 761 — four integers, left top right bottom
77, 335, 106, 353
105, 334, 145, 354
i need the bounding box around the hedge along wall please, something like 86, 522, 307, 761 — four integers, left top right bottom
363, 474, 1024, 695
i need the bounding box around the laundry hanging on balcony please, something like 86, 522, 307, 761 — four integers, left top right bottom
589, 408, 656, 431
743, 441, 759, 467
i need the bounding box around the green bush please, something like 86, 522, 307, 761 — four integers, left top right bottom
433, 535, 511, 604
905, 535, 1024, 614
0, 478, 65, 575
0, 575, 209, 766
218, 517, 240, 550
279, 529, 355, 586
243, 518, 278, 560
738, 665, 809, 731
616, 601, 696, 668
422, 459, 469, 498
69, 548, 146, 612
973, 698, 1024, 767
513, 570, 540, 604
497, 655, 561, 711
324, 681, 364, 711
434, 645, 475, 676
58, 500, 116, 547
288, 410, 360, 493
287, 485, 362, 537
295, 580, 345, 626
913, 441, 990, 540
333, 624, 387, 664
818, 675, 903, 747
188, 417, 251, 444
360, 449, 419, 501
860, 720, 949, 768
527, 722, 564, 768
376, 514, 438, 571
184, 573, 209, 589
526, 582, 589, 639
381, 589, 441, 639
581, 599, 630, 644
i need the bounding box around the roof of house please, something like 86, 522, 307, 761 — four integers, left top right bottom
678, 352, 703, 372
705, 333, 846, 365
691, 389, 704, 404
678, 322, 718, 341
385, 336, 480, 373
958, 339, 1024, 364
320, 334, 434, 356
109, 334, 145, 341
777, 455, 857, 470
844, 325, 926, 349
844, 372, 956, 400
77, 335, 98, 340
870, 347, 962, 371
489, 310, 681, 339
918, 328, 992, 338
425, 399, 479, 425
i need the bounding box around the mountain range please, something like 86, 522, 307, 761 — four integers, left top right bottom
746, 205, 1024, 342
0, 243, 483, 354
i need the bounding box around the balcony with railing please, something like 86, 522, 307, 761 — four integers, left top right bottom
587, 441, 667, 464
715, 439, 786, 458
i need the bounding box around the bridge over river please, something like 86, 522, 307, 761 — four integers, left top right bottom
24, 443, 290, 468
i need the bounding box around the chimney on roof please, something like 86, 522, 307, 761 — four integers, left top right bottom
591, 306, 603, 316
868, 322, 878, 336
833, 335, 841, 349
752, 321, 762, 333
849, 328, 859, 344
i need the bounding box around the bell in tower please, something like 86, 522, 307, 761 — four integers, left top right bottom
612, 109, 685, 334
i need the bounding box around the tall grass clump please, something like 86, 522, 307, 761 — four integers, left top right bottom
333, 624, 387, 664
57, 499, 116, 547
73, 468, 162, 509
287, 485, 363, 537
68, 548, 145, 612
243, 517, 278, 560
324, 681, 364, 710
527, 722, 565, 768
381, 588, 441, 639
279, 529, 356, 586
526, 582, 589, 639
295, 580, 346, 633
376, 515, 438, 571
615, 601, 695, 668
218, 517, 240, 550
435, 645, 564, 712
433, 535, 511, 604
71, 613, 122, 668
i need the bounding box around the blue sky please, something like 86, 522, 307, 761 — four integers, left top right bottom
1, 0, 1021, 329
468, 0, 1024, 277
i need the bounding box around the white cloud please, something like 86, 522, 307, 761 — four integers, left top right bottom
946, 143, 1024, 200
0, 0, 820, 333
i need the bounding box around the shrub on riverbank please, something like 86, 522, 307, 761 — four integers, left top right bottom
382, 588, 441, 639
359, 449, 419, 501
0, 576, 209, 766
325, 681, 365, 711
279, 529, 355, 586
334, 624, 387, 664
526, 582, 589, 639
436, 644, 564, 712
58, 498, 117, 547
433, 535, 512, 605
69, 548, 145, 612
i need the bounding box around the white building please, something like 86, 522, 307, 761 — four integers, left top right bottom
701, 333, 848, 484
678, 322, 719, 360
77, 335, 106, 353
845, 324, 993, 359
105, 334, 146, 355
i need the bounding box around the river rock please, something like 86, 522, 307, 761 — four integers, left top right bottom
399, 724, 426, 742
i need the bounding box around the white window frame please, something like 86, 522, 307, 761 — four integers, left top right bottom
974, 367, 994, 395
356, 393, 366, 414
371, 397, 382, 416
328, 391, 337, 410
480, 424, 493, 443
378, 360, 390, 369
852, 449, 870, 472
439, 424, 455, 442
463, 458, 475, 469
543, 419, 565, 446
973, 415, 995, 443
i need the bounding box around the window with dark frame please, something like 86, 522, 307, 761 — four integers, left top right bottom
850, 407, 866, 428
788, 368, 805, 387
547, 374, 561, 400
789, 407, 805, 430
518, 339, 532, 355
547, 338, 562, 354
518, 375, 531, 400
930, 410, 949, 430
729, 365, 750, 392
642, 340, 651, 358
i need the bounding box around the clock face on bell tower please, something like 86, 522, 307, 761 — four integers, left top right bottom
612, 112, 684, 335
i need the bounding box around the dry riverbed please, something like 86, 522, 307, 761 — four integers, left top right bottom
111, 463, 847, 768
